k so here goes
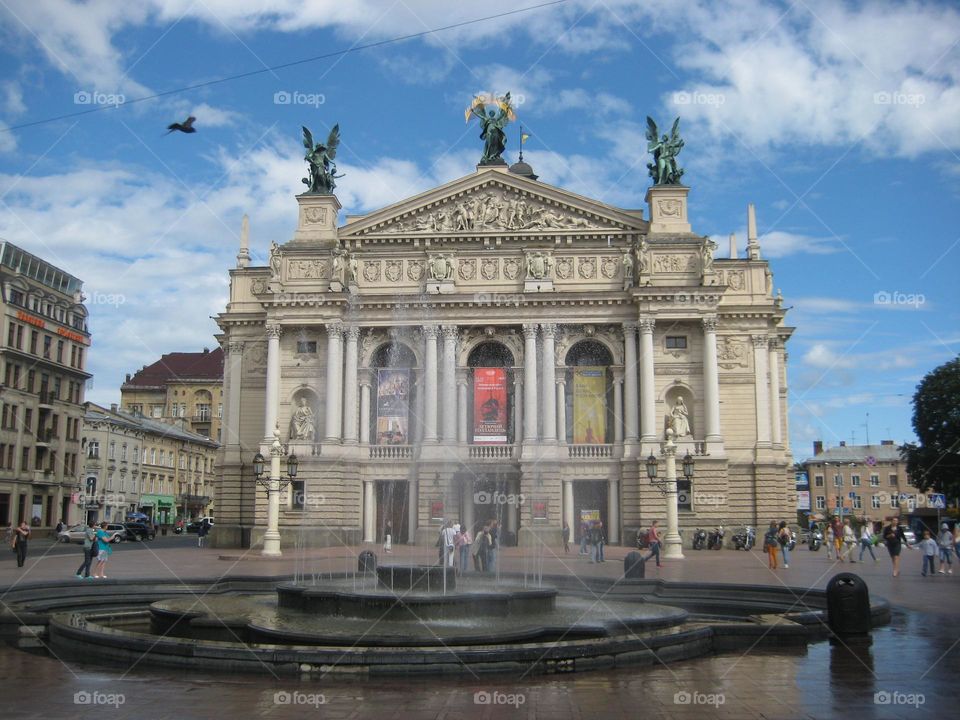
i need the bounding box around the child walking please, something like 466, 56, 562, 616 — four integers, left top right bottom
919, 530, 938, 577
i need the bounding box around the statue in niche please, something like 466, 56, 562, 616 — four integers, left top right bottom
332, 249, 345, 284
668, 396, 691, 437
290, 397, 316, 441
701, 237, 717, 273
622, 250, 634, 285
269, 241, 281, 280
635, 238, 650, 274
346, 252, 359, 284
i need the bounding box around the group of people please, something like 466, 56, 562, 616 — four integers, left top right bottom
763, 520, 795, 569
822, 517, 875, 563
434, 519, 499, 574
570, 520, 608, 563
74, 521, 124, 579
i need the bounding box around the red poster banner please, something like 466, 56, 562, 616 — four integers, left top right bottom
473, 368, 507, 444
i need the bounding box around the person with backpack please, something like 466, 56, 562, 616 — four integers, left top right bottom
643, 520, 662, 568
75, 521, 97, 579
859, 522, 879, 562
197, 518, 211, 548
12, 521, 30, 568
777, 521, 792, 568
764, 521, 779, 569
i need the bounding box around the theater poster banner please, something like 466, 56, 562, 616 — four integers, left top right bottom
473, 368, 507, 444
573, 367, 606, 444
376, 369, 410, 445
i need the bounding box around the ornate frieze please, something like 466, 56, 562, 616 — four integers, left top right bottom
406, 260, 425, 282
503, 257, 522, 280
370, 188, 612, 234
601, 256, 620, 279
427, 254, 455, 281
362, 260, 382, 283
384, 260, 402, 283
287, 258, 329, 280
458, 258, 477, 281
480, 257, 499, 280
555, 257, 573, 280
717, 336, 749, 370
652, 254, 698, 273
577, 257, 596, 279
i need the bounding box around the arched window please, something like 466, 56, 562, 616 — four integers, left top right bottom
564, 340, 615, 444
369, 342, 417, 445
467, 341, 516, 444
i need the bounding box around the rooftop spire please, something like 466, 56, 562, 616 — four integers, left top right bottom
746, 203, 761, 260
728, 232, 737, 259
236, 213, 251, 269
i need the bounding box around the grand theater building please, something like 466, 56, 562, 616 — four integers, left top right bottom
212, 160, 795, 549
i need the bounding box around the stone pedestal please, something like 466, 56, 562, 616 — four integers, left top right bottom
426, 281, 455, 294
291, 193, 341, 246
645, 185, 691, 234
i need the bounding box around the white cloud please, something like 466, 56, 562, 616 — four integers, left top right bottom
803, 342, 857, 370
709, 228, 840, 258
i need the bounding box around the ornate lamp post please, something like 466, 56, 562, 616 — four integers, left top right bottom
645, 428, 687, 559
252, 425, 299, 557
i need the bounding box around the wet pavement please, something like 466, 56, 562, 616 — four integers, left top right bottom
2, 540, 957, 719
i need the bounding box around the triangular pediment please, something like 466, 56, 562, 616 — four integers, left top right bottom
341, 167, 647, 238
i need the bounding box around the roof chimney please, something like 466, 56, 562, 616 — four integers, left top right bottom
839, 440, 846, 447
125, 374, 131, 383
110, 403, 117, 413
813, 440, 823, 456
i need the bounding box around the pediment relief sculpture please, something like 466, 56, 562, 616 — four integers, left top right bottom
367, 188, 615, 235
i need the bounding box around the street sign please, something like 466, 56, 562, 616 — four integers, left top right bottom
929, 494, 946, 509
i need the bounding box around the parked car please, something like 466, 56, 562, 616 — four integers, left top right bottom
103, 523, 126, 543
186, 517, 214, 533
902, 528, 917, 546
57, 524, 88, 544
123, 522, 156, 541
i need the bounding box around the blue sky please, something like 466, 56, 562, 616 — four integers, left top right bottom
0, 0, 958, 458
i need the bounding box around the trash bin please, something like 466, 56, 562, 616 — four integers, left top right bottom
161, 527, 168, 536
826, 572, 871, 634
358, 550, 377, 573
624, 551, 646, 579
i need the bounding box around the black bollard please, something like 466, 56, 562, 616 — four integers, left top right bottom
826, 572, 871, 634
358, 550, 377, 573
624, 551, 646, 579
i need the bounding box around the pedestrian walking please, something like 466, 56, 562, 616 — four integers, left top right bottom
383, 520, 393, 554
75, 521, 97, 579
457, 525, 472, 573
841, 519, 857, 562
472, 525, 489, 572
919, 530, 938, 576
587, 521, 599, 563
825, 524, 835, 560
643, 521, 662, 568
55, 519, 64, 535
441, 520, 457, 568
764, 521, 779, 569
595, 521, 606, 562
937, 523, 953, 574
883, 517, 908, 577
92, 522, 122, 579
487, 520, 499, 574
832, 517, 844, 560
197, 518, 210, 547
778, 521, 792, 568
859, 523, 878, 562
579, 521, 589, 555
12, 521, 30, 568
562, 521, 570, 554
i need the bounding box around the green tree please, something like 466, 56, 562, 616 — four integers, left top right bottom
901, 356, 960, 497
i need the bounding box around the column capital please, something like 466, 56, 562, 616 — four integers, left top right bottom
227, 340, 245, 354
556, 376, 567, 386
522, 323, 539, 339
422, 325, 440, 340
324, 322, 343, 338
751, 334, 768, 349
345, 325, 361, 342
638, 318, 656, 333
540, 322, 557, 338
701, 316, 719, 333
265, 323, 283, 339
623, 321, 638, 333
441, 325, 459, 341
612, 368, 625, 382
768, 337, 781, 351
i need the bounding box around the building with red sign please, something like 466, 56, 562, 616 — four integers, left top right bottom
0, 241, 91, 529
212, 161, 796, 550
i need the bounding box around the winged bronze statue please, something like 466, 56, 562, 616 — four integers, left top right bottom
465, 92, 516, 165
646, 116, 684, 185
302, 124, 342, 194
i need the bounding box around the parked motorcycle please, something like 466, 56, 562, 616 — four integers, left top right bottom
733, 525, 756, 550
692, 528, 707, 550
707, 525, 724, 550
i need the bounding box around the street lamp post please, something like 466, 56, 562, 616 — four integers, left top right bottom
645, 428, 689, 560
252, 425, 298, 558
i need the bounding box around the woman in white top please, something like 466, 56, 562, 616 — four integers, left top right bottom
858, 523, 878, 562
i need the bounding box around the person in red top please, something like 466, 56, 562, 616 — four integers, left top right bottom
643, 520, 663, 568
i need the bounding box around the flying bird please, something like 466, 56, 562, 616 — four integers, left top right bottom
165, 116, 196, 135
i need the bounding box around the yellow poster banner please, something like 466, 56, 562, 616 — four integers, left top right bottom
573, 367, 606, 444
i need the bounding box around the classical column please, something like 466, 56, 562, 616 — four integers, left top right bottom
457, 378, 468, 444
768, 338, 782, 446
752, 334, 771, 445
540, 323, 557, 442
423, 326, 439, 443
662, 430, 685, 559
613, 370, 624, 445
264, 324, 282, 439
342, 326, 360, 443
408, 476, 418, 539
359, 379, 372, 444
638, 319, 657, 442
702, 317, 722, 443
262, 431, 284, 557
607, 479, 620, 544
513, 376, 523, 445
463, 478, 475, 533
563, 480, 575, 538
622, 323, 639, 441
363, 480, 375, 543
556, 379, 567, 444
440, 326, 458, 442
522, 324, 539, 442
225, 341, 244, 448
323, 323, 343, 442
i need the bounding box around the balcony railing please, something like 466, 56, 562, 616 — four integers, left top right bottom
568, 444, 614, 459
468, 444, 517, 460
369, 445, 413, 460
